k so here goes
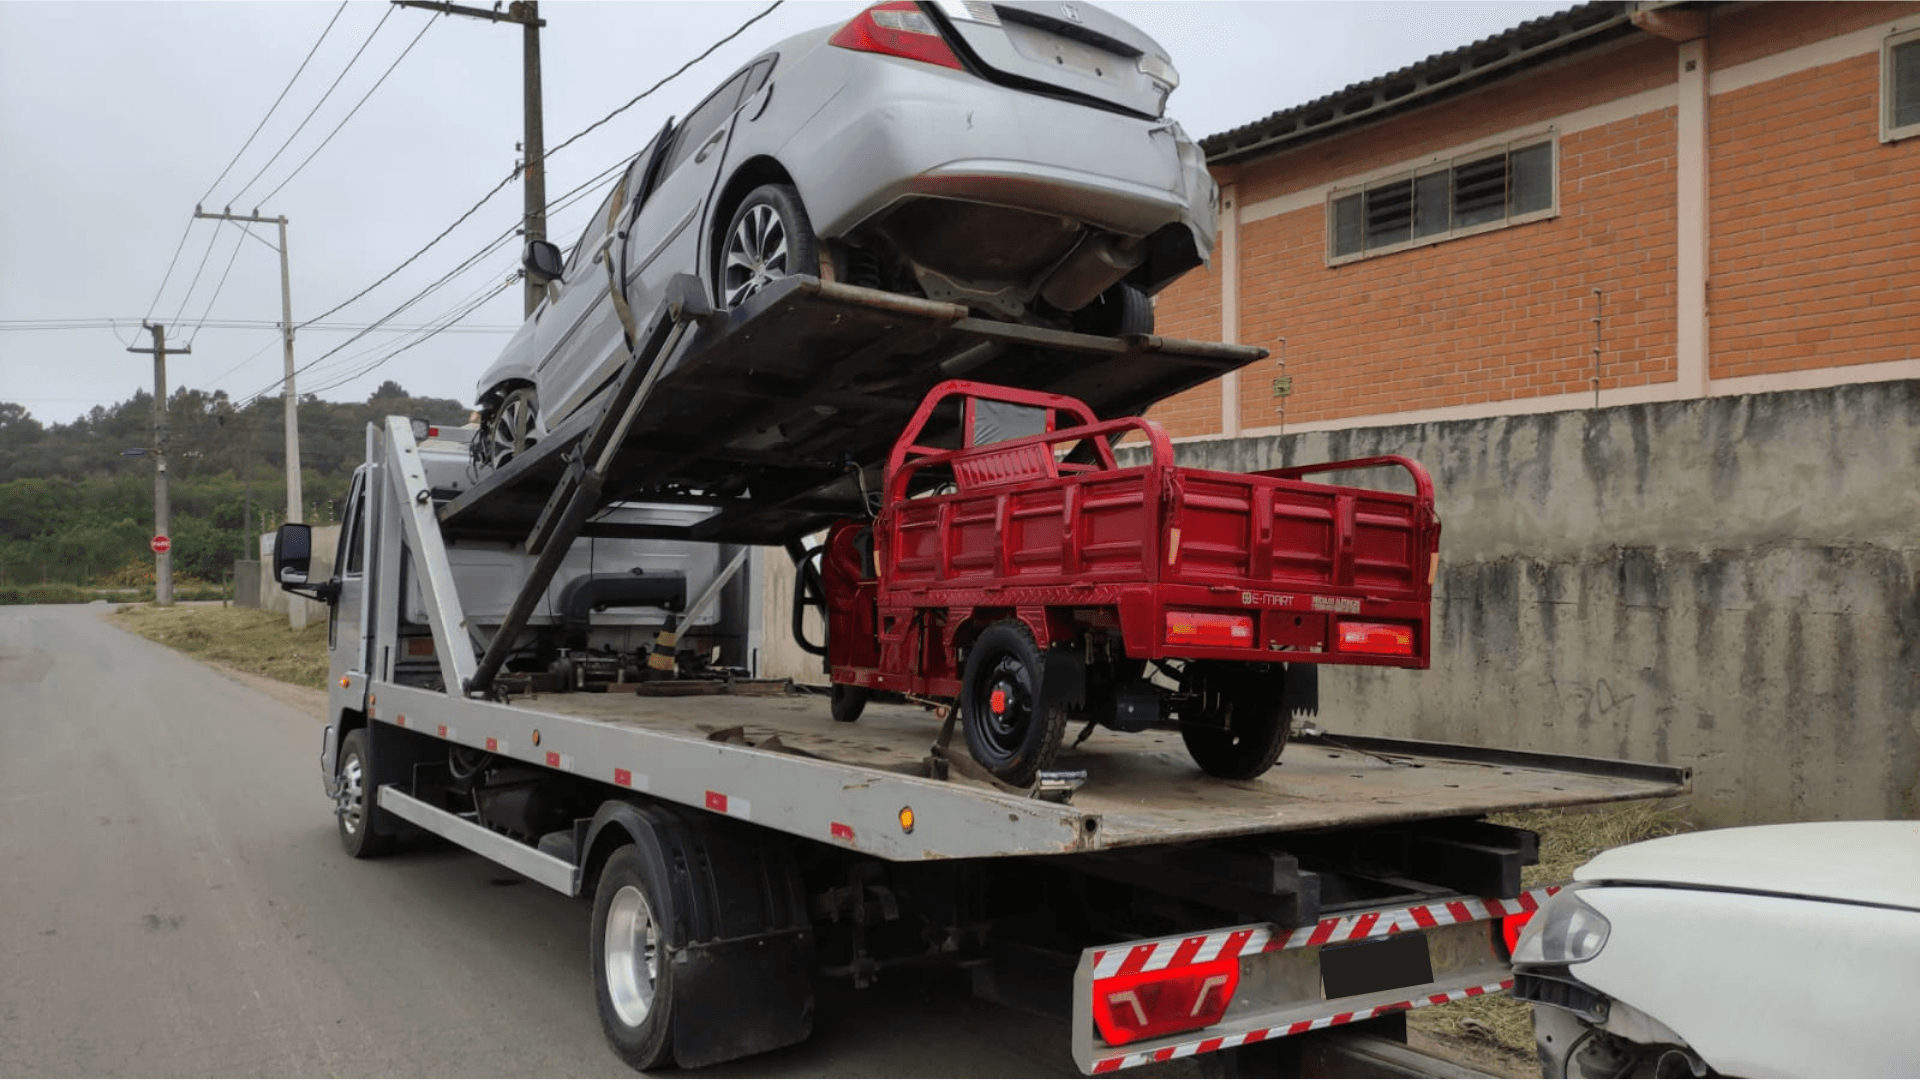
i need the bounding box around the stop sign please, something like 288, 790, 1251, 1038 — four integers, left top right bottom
151, 535, 171, 555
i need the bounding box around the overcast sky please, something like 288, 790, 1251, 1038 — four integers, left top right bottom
0, 0, 1565, 426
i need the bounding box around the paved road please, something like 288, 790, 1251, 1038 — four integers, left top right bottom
0, 605, 1170, 1077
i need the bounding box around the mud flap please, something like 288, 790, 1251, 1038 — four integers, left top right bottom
670, 929, 816, 1069
1282, 662, 1319, 718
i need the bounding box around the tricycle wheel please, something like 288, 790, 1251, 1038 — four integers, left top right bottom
829, 683, 868, 723
961, 621, 1066, 787
1178, 664, 1289, 780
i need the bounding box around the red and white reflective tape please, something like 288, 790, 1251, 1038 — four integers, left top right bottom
704, 789, 752, 820
1089, 887, 1559, 979
544, 750, 575, 771
1089, 978, 1516, 1074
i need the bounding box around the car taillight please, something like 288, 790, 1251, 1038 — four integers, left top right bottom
1500, 910, 1535, 958
829, 2, 964, 70
1092, 956, 1239, 1047
1165, 611, 1254, 648
1335, 620, 1414, 656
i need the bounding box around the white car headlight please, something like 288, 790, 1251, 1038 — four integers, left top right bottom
1512, 890, 1611, 965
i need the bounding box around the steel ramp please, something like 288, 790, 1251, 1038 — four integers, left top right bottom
438, 274, 1265, 548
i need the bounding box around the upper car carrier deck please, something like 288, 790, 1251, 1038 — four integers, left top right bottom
365, 683, 1689, 867
436, 274, 1263, 547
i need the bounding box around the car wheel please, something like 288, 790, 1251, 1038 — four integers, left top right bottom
961, 620, 1067, 787
336, 728, 393, 858
829, 683, 869, 724
484, 385, 539, 466
592, 844, 677, 1070
719, 184, 818, 309
1071, 282, 1154, 337
1177, 663, 1289, 780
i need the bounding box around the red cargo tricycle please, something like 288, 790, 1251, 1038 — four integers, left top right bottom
809, 380, 1440, 787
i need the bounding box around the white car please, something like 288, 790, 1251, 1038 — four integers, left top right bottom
1511, 820, 1920, 1078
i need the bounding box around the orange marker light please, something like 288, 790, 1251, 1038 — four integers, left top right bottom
898, 807, 915, 834
338, 676, 350, 689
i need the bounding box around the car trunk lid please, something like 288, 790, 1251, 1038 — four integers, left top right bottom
928, 0, 1177, 117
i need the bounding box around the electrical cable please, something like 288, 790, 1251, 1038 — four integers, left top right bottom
229, 6, 396, 210
257, 13, 436, 206
296, 0, 782, 332
183, 223, 255, 347
167, 219, 231, 329
199, 1, 350, 206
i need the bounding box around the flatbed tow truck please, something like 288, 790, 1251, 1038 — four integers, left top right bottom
272, 275, 1689, 1075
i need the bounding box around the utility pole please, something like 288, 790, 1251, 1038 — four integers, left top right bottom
128, 324, 189, 606
393, 0, 547, 316
196, 206, 305, 627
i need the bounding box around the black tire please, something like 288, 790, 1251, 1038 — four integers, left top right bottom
718, 183, 818, 310
961, 621, 1068, 787
483, 385, 539, 466
335, 728, 392, 858
829, 683, 869, 723
591, 844, 677, 1071
1177, 664, 1290, 780
1071, 282, 1154, 337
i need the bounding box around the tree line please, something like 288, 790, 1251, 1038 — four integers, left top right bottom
0, 381, 468, 585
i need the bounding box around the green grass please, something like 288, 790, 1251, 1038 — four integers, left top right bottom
0, 580, 231, 605
113, 603, 331, 690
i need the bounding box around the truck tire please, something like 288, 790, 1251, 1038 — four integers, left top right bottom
591, 843, 678, 1071
719, 184, 818, 310
335, 727, 393, 858
961, 620, 1067, 787
1072, 282, 1154, 337
1178, 665, 1289, 781
829, 683, 869, 723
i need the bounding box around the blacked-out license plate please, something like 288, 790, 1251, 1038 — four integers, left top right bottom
1319, 932, 1434, 999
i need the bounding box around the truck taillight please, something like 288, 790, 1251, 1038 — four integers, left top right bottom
1335, 620, 1414, 656
830, 2, 964, 70
1165, 611, 1254, 647
1092, 956, 1239, 1047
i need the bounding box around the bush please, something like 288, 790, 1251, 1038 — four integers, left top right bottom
0, 583, 112, 605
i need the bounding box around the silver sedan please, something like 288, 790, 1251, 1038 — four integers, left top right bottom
474, 0, 1216, 463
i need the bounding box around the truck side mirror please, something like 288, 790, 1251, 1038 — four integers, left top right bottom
523, 240, 564, 286
274, 523, 313, 585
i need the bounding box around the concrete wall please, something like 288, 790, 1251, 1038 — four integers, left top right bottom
1151, 380, 1920, 825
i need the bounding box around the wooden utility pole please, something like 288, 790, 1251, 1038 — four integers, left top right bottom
392, 0, 547, 315
128, 324, 189, 606
195, 207, 305, 626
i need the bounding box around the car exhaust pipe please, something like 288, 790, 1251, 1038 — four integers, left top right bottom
1040, 235, 1145, 312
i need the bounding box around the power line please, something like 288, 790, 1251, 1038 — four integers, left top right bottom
0, 318, 518, 333
257, 12, 436, 206
183, 223, 254, 347
142, 218, 198, 324
167, 219, 231, 328
295, 0, 782, 332
229, 6, 395, 209
199, 1, 350, 206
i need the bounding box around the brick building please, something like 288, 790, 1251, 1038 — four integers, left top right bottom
1148, 0, 1920, 439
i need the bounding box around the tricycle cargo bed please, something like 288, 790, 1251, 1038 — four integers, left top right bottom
366, 684, 1688, 861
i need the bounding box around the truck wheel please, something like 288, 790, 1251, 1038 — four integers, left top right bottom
830, 683, 869, 723
1072, 282, 1154, 337
1178, 666, 1289, 780
483, 385, 539, 466
961, 621, 1067, 787
336, 728, 393, 858
719, 184, 818, 309
591, 844, 677, 1071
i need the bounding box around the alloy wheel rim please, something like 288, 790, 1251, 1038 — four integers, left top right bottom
338, 754, 364, 836
604, 884, 659, 1028
723, 203, 789, 307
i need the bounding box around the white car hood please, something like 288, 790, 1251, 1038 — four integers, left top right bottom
1576, 820, 1920, 910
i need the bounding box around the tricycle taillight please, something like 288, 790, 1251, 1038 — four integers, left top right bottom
1334, 620, 1415, 656
830, 2, 964, 70
1091, 956, 1239, 1047
1165, 611, 1254, 647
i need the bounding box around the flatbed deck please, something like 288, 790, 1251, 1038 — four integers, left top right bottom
369, 683, 1688, 862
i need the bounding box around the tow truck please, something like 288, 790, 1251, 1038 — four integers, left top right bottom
272, 274, 1688, 1074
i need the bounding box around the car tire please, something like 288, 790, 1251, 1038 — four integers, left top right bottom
591, 843, 678, 1071
336, 728, 393, 858
1071, 282, 1154, 337
718, 184, 818, 310
829, 683, 869, 724
961, 620, 1067, 787
1177, 663, 1290, 780
483, 385, 539, 466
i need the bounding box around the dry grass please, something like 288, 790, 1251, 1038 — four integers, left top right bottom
113, 603, 332, 690
1407, 801, 1694, 1072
